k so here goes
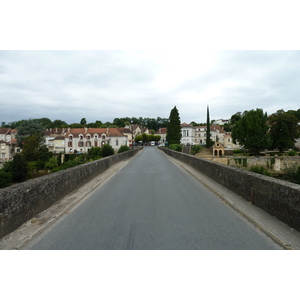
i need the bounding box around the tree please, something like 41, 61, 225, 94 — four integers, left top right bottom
21, 134, 43, 161
80, 118, 87, 125
268, 110, 300, 152
206, 106, 211, 148
10, 154, 28, 182
232, 109, 271, 155
51, 119, 68, 128
230, 112, 242, 124
16, 119, 45, 147
166, 106, 181, 145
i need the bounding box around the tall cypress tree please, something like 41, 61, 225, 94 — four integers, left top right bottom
206, 105, 211, 148
166, 106, 182, 145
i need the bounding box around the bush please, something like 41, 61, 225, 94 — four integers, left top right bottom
118, 145, 131, 153
191, 145, 203, 155
0, 170, 12, 188
288, 149, 297, 156
170, 144, 183, 152
249, 166, 271, 177
88, 146, 102, 160
59, 157, 84, 170
45, 157, 59, 170
283, 165, 300, 184
101, 144, 114, 157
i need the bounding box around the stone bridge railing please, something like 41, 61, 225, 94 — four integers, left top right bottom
159, 147, 300, 231
0, 149, 142, 239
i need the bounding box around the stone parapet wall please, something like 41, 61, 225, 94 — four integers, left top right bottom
0, 149, 141, 239
227, 156, 300, 171
159, 147, 300, 231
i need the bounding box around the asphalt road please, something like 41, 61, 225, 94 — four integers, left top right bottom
24, 147, 282, 250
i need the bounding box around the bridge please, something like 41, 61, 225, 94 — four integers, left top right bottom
1, 147, 300, 250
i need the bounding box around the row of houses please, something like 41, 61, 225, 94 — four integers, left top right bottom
154, 123, 240, 150
0, 125, 149, 167
1, 123, 239, 167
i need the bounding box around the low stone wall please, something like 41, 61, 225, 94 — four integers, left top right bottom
227, 156, 300, 171
0, 149, 141, 239
159, 147, 300, 231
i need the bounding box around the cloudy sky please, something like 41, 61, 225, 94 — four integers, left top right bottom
1, 1, 300, 127
1, 50, 299, 125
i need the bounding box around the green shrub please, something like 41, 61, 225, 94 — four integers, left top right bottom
288, 149, 297, 156
118, 145, 131, 153
170, 144, 183, 152
59, 157, 84, 170
88, 147, 102, 160
233, 149, 243, 154
191, 145, 203, 155
27, 161, 38, 178
249, 166, 271, 177
283, 165, 300, 184
101, 144, 114, 157
0, 170, 12, 188
45, 157, 59, 170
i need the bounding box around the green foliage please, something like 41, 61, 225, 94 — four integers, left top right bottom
80, 118, 87, 125
232, 109, 271, 155
206, 106, 211, 148
118, 145, 131, 153
45, 157, 59, 170
191, 145, 203, 155
16, 119, 45, 146
2, 161, 13, 173
10, 154, 28, 182
249, 166, 271, 177
88, 146, 102, 160
101, 144, 114, 157
234, 158, 248, 168
27, 161, 37, 178
0, 170, 12, 188
230, 112, 242, 124
266, 158, 275, 169
59, 157, 84, 170
288, 149, 297, 156
283, 165, 300, 184
167, 106, 182, 145
268, 110, 300, 152
170, 144, 183, 152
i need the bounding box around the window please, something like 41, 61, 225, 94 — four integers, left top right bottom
116, 140, 119, 146
1, 153, 5, 158
68, 142, 73, 147
78, 141, 84, 147
86, 141, 91, 147
95, 141, 98, 147
102, 135, 106, 139
80, 135, 83, 140
69, 135, 73, 140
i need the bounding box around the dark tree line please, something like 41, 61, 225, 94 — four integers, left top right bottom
1, 116, 169, 132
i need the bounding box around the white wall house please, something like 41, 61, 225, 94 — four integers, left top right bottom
154, 128, 167, 145
181, 123, 195, 145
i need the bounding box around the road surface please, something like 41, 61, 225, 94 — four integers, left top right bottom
24, 147, 282, 250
